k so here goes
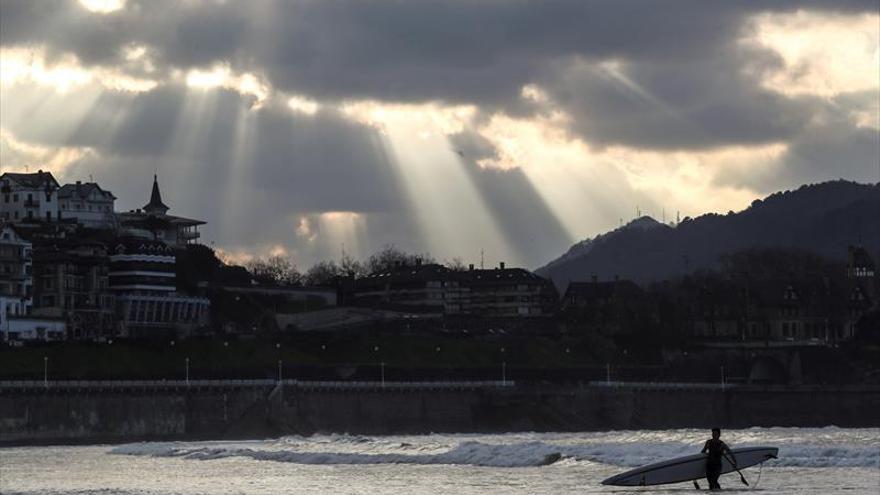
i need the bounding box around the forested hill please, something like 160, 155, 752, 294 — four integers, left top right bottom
536, 180, 880, 290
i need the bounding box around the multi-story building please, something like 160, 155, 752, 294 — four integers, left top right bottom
0, 171, 60, 224
452, 263, 557, 317
352, 261, 556, 318
58, 181, 117, 229
115, 175, 204, 247
109, 239, 209, 338
352, 262, 451, 313
31, 241, 115, 340
0, 223, 33, 314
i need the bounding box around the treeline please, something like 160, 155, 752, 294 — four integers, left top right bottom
178, 244, 466, 289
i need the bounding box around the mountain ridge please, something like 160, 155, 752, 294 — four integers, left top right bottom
535, 180, 880, 290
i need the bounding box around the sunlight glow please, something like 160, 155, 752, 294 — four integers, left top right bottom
747, 11, 880, 97
288, 96, 320, 115
79, 0, 125, 14
185, 65, 271, 107
0, 48, 157, 93
0, 129, 96, 178
340, 100, 476, 135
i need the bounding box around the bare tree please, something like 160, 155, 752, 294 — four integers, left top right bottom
366, 245, 435, 273
246, 256, 303, 286
341, 253, 367, 278
444, 257, 468, 271
304, 260, 342, 286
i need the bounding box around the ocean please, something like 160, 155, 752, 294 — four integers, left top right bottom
1, 428, 877, 494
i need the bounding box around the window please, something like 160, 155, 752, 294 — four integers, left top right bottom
3, 194, 8, 203
13, 194, 19, 202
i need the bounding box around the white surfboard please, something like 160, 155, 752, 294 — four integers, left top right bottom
601, 446, 778, 486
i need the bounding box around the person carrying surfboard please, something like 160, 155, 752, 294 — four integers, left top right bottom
701, 428, 736, 490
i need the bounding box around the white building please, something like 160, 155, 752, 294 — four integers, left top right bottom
0, 171, 60, 224
58, 181, 117, 229
0, 223, 33, 315
1, 314, 66, 342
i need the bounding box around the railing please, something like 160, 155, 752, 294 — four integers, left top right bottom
0, 379, 515, 391
588, 380, 736, 390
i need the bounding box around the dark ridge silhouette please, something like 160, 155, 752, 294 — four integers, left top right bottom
536, 180, 880, 290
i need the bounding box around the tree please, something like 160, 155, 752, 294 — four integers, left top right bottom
341, 253, 367, 278
246, 256, 302, 286
304, 260, 342, 286
444, 257, 468, 271
365, 245, 435, 273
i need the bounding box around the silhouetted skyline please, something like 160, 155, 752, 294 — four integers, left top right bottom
1, 0, 878, 269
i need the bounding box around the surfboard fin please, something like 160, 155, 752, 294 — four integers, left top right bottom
693, 480, 701, 490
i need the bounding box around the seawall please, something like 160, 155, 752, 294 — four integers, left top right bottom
1, 381, 877, 445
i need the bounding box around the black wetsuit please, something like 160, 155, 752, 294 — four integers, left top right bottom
702, 439, 731, 490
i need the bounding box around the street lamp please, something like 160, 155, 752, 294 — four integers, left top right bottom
185, 357, 190, 386
380, 361, 386, 387
278, 360, 283, 383
43, 356, 48, 388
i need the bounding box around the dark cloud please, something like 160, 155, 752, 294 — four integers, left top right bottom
1, 0, 878, 265
3, 1, 876, 142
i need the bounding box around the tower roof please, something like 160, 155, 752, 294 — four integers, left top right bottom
143, 174, 169, 215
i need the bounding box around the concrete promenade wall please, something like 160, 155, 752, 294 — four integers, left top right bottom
1, 382, 877, 445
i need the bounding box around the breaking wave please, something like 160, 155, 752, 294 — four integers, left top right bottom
110, 431, 880, 469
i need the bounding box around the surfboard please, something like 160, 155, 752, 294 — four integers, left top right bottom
601, 446, 778, 486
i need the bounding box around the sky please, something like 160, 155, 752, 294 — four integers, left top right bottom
0, 0, 878, 270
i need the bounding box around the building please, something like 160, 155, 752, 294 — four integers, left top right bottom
0, 223, 33, 315
58, 181, 117, 229
0, 171, 60, 224
1, 315, 66, 342
561, 277, 645, 334
115, 175, 204, 247
688, 275, 873, 344
452, 263, 557, 317
353, 262, 452, 313
352, 261, 557, 319
109, 239, 209, 338
31, 241, 115, 340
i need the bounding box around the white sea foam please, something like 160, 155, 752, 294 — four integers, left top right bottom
109, 429, 880, 469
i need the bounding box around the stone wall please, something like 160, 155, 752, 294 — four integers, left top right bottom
1, 385, 877, 445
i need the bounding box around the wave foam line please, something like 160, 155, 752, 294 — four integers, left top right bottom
110, 440, 880, 469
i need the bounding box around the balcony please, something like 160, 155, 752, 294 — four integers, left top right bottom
24, 198, 40, 208
179, 229, 200, 241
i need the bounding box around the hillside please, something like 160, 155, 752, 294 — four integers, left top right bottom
536, 180, 880, 290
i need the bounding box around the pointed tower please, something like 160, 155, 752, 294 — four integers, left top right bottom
143, 174, 169, 215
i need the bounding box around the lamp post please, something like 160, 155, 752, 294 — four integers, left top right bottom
43, 356, 48, 388
278, 360, 283, 383
185, 357, 190, 386
721, 365, 725, 391
380, 361, 386, 387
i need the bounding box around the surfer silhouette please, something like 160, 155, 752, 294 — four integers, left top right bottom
701, 428, 735, 490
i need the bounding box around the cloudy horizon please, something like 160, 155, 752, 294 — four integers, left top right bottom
1, 0, 878, 269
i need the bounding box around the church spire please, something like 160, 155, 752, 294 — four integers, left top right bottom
143, 174, 169, 215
